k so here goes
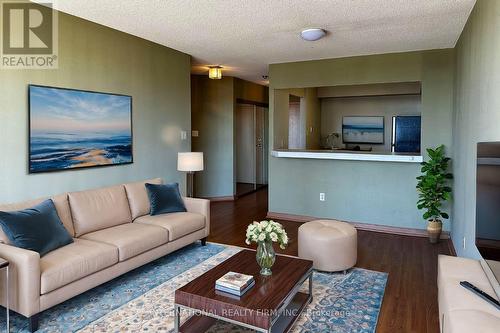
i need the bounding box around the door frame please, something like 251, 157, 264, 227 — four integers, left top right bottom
235, 99, 269, 196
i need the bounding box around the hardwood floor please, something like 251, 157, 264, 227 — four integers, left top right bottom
235, 182, 267, 197
208, 188, 454, 333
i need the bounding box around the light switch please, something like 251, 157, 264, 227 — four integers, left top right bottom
180, 131, 187, 140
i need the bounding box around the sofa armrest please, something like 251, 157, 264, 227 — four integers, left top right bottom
0, 243, 40, 317
183, 197, 210, 237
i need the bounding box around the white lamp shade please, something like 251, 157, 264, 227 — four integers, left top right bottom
178, 152, 204, 172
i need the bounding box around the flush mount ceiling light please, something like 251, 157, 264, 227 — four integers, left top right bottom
208, 66, 222, 79
300, 28, 327, 41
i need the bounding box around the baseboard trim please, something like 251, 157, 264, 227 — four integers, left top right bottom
266, 212, 315, 223
266, 211, 450, 240
205, 196, 235, 202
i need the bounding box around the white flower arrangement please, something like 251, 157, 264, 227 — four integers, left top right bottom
245, 220, 288, 249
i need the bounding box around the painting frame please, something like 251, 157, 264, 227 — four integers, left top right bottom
28, 84, 133, 174
342, 116, 385, 144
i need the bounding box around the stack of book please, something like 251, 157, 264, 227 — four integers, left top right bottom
215, 271, 255, 296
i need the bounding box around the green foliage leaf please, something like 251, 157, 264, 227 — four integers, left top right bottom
416, 145, 452, 223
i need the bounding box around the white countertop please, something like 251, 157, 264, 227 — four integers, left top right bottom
271, 149, 423, 163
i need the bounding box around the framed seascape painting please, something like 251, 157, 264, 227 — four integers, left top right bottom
342, 116, 384, 144
29, 85, 133, 173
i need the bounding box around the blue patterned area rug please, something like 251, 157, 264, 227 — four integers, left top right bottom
0, 243, 387, 333
0, 243, 225, 332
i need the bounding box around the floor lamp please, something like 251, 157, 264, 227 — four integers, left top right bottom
177, 152, 204, 197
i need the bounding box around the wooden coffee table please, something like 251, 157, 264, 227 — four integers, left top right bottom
174, 249, 313, 333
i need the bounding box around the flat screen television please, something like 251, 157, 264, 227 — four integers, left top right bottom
476, 142, 500, 298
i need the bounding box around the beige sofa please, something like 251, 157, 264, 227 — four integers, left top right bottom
0, 178, 210, 332
438, 255, 500, 332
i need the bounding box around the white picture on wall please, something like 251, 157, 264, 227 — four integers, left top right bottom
342, 116, 384, 144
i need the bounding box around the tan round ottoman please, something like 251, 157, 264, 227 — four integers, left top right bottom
298, 219, 357, 272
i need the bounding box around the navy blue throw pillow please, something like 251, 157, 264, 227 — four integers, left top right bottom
145, 183, 187, 215
0, 199, 73, 256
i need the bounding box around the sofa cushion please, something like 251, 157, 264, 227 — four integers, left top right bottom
439, 273, 499, 315
438, 255, 499, 314
0, 200, 74, 256
0, 194, 75, 243
438, 255, 490, 283
80, 223, 168, 261
438, 254, 500, 333
444, 309, 500, 333
135, 212, 205, 241
69, 185, 133, 237
145, 183, 187, 215
124, 178, 162, 220
40, 238, 118, 294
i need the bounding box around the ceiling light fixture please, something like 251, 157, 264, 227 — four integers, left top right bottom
208, 66, 222, 79
300, 28, 327, 41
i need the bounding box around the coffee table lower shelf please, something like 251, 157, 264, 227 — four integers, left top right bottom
177, 291, 312, 333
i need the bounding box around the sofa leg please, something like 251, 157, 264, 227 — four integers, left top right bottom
201, 237, 207, 246
28, 314, 39, 332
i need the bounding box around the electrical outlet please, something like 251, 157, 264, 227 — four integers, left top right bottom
463, 237, 466, 249
319, 193, 326, 201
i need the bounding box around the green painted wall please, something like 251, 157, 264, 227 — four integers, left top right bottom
191, 76, 235, 197
274, 87, 321, 149
191, 76, 268, 197
269, 50, 455, 230
452, 0, 500, 258
234, 78, 269, 102
0, 10, 191, 203
304, 88, 321, 149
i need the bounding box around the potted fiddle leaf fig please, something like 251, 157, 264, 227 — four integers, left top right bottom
416, 145, 452, 243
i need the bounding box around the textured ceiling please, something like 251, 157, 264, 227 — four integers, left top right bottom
48, 0, 476, 85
